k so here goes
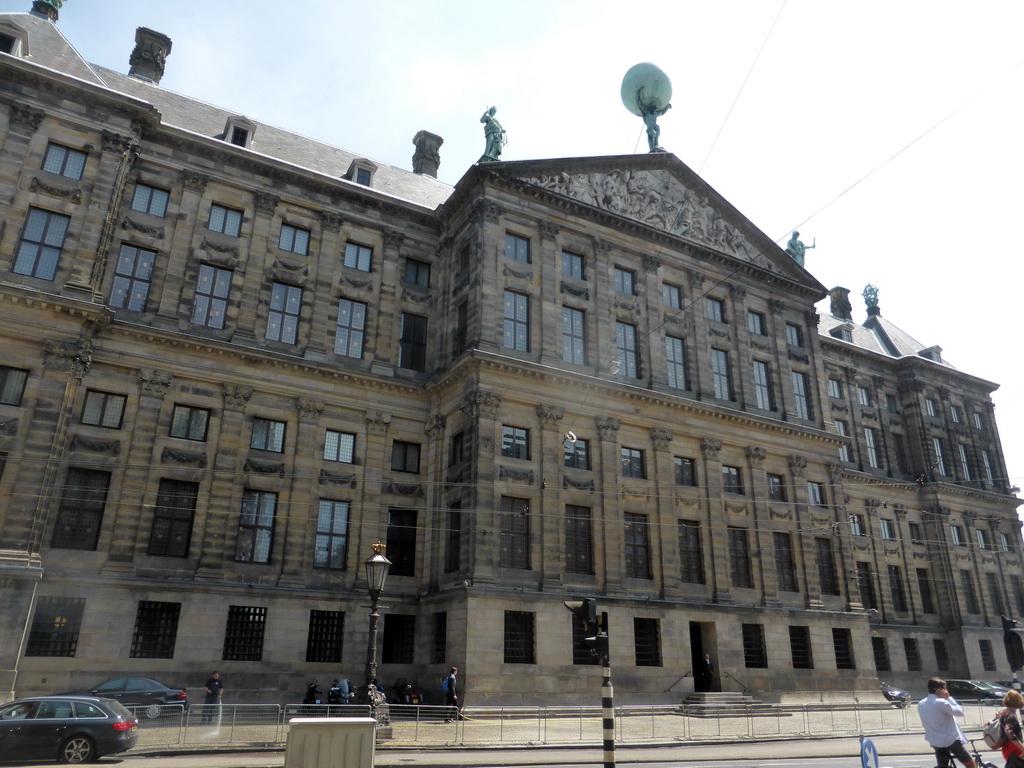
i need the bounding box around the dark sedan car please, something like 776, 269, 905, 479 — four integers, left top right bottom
0, 696, 139, 764
944, 679, 1008, 703
62, 676, 187, 719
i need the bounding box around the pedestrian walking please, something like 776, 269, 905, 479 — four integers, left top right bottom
443, 666, 459, 722
917, 677, 975, 768
201, 670, 223, 725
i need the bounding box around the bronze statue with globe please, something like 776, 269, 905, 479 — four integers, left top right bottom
621, 63, 672, 152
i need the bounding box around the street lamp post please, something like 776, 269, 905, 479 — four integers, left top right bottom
359, 541, 392, 729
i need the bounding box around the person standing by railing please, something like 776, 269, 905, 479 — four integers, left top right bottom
202, 671, 224, 725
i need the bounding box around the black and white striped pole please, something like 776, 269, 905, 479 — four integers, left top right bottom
565, 599, 615, 768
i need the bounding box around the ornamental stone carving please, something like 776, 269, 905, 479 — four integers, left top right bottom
499, 466, 535, 485
788, 455, 807, 477
596, 416, 620, 441
746, 446, 765, 467
101, 131, 135, 153
10, 102, 45, 131
560, 281, 589, 300
643, 254, 661, 273
700, 437, 721, 460
30, 177, 82, 204
317, 210, 344, 232
729, 285, 746, 302
222, 384, 253, 411
0, 418, 19, 436
470, 199, 502, 223
424, 413, 446, 438
244, 458, 286, 476
43, 338, 92, 378
318, 469, 357, 487
460, 390, 501, 420
366, 411, 392, 434
563, 476, 595, 491
253, 191, 279, 215
297, 398, 325, 423
650, 427, 673, 450
122, 217, 166, 238
199, 238, 240, 259
503, 264, 533, 281
769, 298, 786, 314
383, 228, 405, 248
137, 368, 172, 395
539, 221, 560, 240
161, 447, 208, 467
179, 169, 210, 192
383, 481, 424, 497
827, 463, 843, 481
70, 435, 121, 456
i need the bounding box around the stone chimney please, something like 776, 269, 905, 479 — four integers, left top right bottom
412, 130, 443, 177
30, 0, 59, 22
129, 27, 172, 84
829, 286, 852, 321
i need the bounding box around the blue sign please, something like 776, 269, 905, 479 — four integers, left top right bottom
861, 737, 879, 768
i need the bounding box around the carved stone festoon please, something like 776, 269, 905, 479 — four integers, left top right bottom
499, 466, 534, 485
161, 446, 208, 468
122, 217, 166, 238
383, 481, 423, 498
0, 418, 19, 436
244, 458, 285, 476
563, 476, 595, 491
69, 434, 121, 456
319, 469, 356, 488
30, 177, 82, 204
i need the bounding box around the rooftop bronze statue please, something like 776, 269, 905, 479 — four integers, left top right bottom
863, 284, 879, 308
785, 231, 815, 267
479, 107, 506, 163
639, 88, 671, 153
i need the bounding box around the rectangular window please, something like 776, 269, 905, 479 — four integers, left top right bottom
976, 528, 991, 550
933, 639, 949, 670
917, 568, 935, 613
81, 389, 126, 429
355, 167, 372, 186
836, 420, 852, 462
888, 565, 908, 612
501, 426, 530, 460
886, 394, 900, 414
130, 601, 181, 659
827, 378, 843, 398
872, 637, 891, 672
404, 258, 431, 288
614, 266, 636, 295
742, 623, 767, 668
615, 322, 640, 378
504, 233, 530, 263
0, 366, 29, 405
386, 508, 417, 577
208, 203, 243, 236
950, 524, 966, 546
785, 323, 803, 347
14, 207, 70, 280
728, 526, 753, 588
335, 299, 367, 358
706, 297, 725, 323
564, 437, 590, 470
26, 596, 86, 657
908, 522, 923, 544
109, 244, 156, 312
665, 336, 688, 389
192, 264, 232, 329
305, 609, 344, 663
790, 626, 813, 669
981, 450, 995, 485
399, 312, 428, 371
880, 519, 896, 540
432, 612, 448, 664
565, 505, 594, 575
711, 348, 732, 400
131, 183, 169, 217
833, 628, 855, 669
449, 431, 468, 468
391, 441, 421, 473
499, 496, 531, 569
503, 611, 535, 664
747, 310, 767, 335
634, 618, 662, 666
857, 561, 877, 609
624, 512, 652, 579
980, 639, 996, 672
1001, 532, 1013, 553
722, 465, 743, 494
51, 468, 110, 550
662, 282, 682, 309
679, 519, 705, 584
674, 456, 697, 486
343, 242, 372, 271
925, 398, 938, 417
957, 444, 972, 481
502, 291, 529, 352
235, 490, 276, 563
222, 605, 266, 661
774, 532, 798, 592
314, 500, 349, 570
562, 307, 586, 365
266, 282, 302, 344
621, 447, 646, 479
323, 429, 356, 463
792, 371, 812, 419
444, 505, 461, 574
850, 514, 865, 537
893, 433, 910, 474
454, 301, 469, 354
974, 411, 986, 430
960, 570, 980, 613
988, 572, 1003, 616
251, 417, 286, 452
562, 250, 584, 279
147, 479, 198, 558
853, 386, 870, 407
864, 427, 880, 468
766, 473, 788, 502
278, 224, 310, 255
752, 360, 774, 410
43, 142, 87, 180
816, 537, 839, 595
904, 638, 922, 671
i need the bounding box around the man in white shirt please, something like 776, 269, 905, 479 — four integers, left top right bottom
917, 677, 976, 768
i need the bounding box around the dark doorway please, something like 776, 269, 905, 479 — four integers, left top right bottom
690, 621, 714, 692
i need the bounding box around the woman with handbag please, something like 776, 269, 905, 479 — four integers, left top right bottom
1000, 689, 1024, 768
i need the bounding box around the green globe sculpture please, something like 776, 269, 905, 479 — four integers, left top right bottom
621, 62, 673, 152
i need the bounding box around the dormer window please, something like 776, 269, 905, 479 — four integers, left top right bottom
829, 323, 854, 342
222, 116, 256, 149
919, 345, 943, 363
0, 21, 28, 57
346, 159, 377, 187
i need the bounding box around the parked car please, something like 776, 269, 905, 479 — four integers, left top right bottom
0, 696, 139, 764
879, 682, 911, 707
61, 676, 187, 719
944, 679, 1008, 703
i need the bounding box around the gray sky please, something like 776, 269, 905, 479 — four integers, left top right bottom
6, 0, 1023, 497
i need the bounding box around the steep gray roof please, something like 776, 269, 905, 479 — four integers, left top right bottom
1, 12, 106, 85
819, 310, 955, 369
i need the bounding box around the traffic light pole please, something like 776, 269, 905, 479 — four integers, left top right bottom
599, 611, 615, 768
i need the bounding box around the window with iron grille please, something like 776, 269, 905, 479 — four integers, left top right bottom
192, 264, 232, 328
961, 570, 980, 613
131, 182, 169, 217
335, 298, 367, 358
563, 307, 586, 365
666, 336, 687, 389
266, 282, 302, 344
634, 618, 662, 666
742, 623, 767, 668
42, 142, 87, 180
980, 639, 996, 671
81, 390, 126, 428
987, 572, 1003, 615
753, 360, 774, 410
621, 447, 646, 479
314, 500, 348, 570
404, 258, 431, 288
933, 639, 949, 670
722, 465, 743, 494
833, 628, 855, 669
51, 468, 110, 550
208, 203, 243, 236
816, 537, 839, 596
170, 404, 210, 441
499, 496, 530, 569
571, 613, 599, 666
0, 366, 28, 405
14, 208, 70, 280
235, 490, 276, 563
679, 519, 705, 584
130, 601, 181, 659
343, 242, 372, 271
251, 417, 286, 452
278, 224, 310, 255
767, 473, 787, 501
871, 636, 890, 672
774, 532, 798, 592
391, 440, 421, 473
445, 504, 461, 573
223, 605, 266, 661
858, 562, 877, 609
674, 456, 696, 486
503, 291, 530, 352
565, 505, 594, 575
503, 611, 535, 664
26, 596, 86, 657
109, 244, 156, 312
564, 438, 590, 470
789, 626, 813, 669
917, 568, 935, 613
504, 233, 530, 263
615, 321, 640, 378
387, 508, 417, 577
728, 527, 753, 588
324, 429, 356, 463
148, 479, 198, 557
904, 638, 922, 671
501, 426, 530, 460
432, 612, 447, 664
399, 312, 428, 371
624, 512, 652, 579
305, 609, 344, 663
